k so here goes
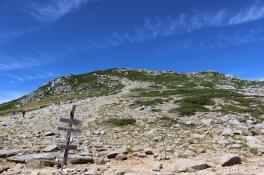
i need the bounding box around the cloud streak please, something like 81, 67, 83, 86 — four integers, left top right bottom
25, 0, 98, 24
6, 72, 56, 82
0, 90, 28, 104
87, 2, 264, 49
0, 55, 50, 72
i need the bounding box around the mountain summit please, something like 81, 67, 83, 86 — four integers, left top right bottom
1, 68, 264, 116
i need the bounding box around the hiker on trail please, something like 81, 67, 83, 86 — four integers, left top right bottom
12, 111, 16, 118
22, 110, 26, 118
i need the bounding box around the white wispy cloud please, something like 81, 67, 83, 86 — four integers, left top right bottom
0, 56, 50, 72
6, 72, 56, 82
228, 2, 264, 25
0, 90, 28, 104
87, 2, 264, 49
0, 0, 99, 45
25, 0, 99, 23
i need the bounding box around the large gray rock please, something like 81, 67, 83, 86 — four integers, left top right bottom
174, 158, 209, 172
0, 166, 9, 173
67, 155, 94, 164
106, 148, 127, 159
0, 149, 19, 158
218, 153, 241, 167
200, 119, 212, 126
222, 128, 234, 136
7, 153, 56, 163
244, 136, 264, 151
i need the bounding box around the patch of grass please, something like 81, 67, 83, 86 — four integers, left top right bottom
160, 116, 182, 126
131, 98, 170, 107
106, 117, 136, 127
177, 95, 215, 116
221, 105, 264, 117
249, 148, 259, 155
152, 108, 162, 112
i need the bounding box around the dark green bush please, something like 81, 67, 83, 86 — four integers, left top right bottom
106, 118, 136, 127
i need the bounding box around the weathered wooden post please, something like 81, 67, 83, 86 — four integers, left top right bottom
58, 105, 82, 169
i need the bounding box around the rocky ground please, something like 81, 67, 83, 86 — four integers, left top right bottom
1, 79, 264, 175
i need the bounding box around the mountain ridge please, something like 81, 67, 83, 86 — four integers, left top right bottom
1, 68, 264, 116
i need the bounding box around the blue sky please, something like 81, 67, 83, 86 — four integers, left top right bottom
1, 0, 264, 103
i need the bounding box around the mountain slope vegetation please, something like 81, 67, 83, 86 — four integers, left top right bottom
1, 68, 264, 116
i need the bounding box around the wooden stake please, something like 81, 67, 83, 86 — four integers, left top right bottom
61, 105, 76, 168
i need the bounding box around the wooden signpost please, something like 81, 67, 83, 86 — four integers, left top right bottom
58, 105, 82, 169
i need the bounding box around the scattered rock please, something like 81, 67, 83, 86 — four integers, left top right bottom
115, 154, 127, 161
43, 144, 58, 152
244, 136, 264, 151
26, 159, 59, 168
201, 119, 212, 126
95, 157, 106, 165
218, 153, 242, 167
7, 153, 56, 163
143, 148, 153, 155
0, 149, 19, 158
67, 155, 94, 164
0, 166, 9, 173
107, 151, 121, 159
222, 128, 234, 136
152, 163, 163, 172
43, 131, 56, 136
174, 158, 209, 172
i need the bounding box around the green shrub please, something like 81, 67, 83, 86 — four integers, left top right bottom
106, 118, 136, 127
177, 95, 214, 116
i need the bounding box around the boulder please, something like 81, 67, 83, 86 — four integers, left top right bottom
218, 153, 241, 167
106, 148, 127, 159
0, 149, 19, 158
174, 158, 209, 172
0, 166, 9, 173
67, 155, 94, 164
7, 153, 56, 163
244, 136, 264, 151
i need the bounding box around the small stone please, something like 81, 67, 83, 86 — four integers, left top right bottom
107, 151, 120, 159
185, 121, 193, 125
95, 157, 106, 165
174, 158, 209, 172
43, 145, 58, 152
222, 128, 234, 136
115, 154, 127, 161
144, 148, 153, 155
218, 153, 242, 167
43, 131, 55, 136
201, 119, 212, 126
134, 152, 147, 158
152, 163, 163, 171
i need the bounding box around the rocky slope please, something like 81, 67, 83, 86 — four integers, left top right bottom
0, 68, 264, 175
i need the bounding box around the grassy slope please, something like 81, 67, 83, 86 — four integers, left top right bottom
1, 68, 264, 117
